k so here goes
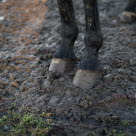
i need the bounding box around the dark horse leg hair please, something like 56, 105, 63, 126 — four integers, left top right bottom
73, 0, 103, 89
124, 0, 136, 12
79, 0, 103, 71
54, 0, 79, 60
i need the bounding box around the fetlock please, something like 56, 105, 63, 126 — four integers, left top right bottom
78, 48, 99, 71
78, 31, 103, 71
53, 44, 77, 60
53, 24, 79, 60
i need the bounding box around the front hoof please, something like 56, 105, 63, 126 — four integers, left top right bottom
49, 58, 76, 74
120, 11, 136, 23
73, 69, 102, 89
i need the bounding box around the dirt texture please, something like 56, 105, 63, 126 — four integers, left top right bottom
0, 0, 136, 135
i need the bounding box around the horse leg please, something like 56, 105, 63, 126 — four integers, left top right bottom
73, 0, 103, 89
121, 0, 136, 23
49, 0, 79, 74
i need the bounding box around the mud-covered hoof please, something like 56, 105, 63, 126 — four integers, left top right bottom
73, 69, 102, 89
120, 11, 136, 23
49, 58, 76, 74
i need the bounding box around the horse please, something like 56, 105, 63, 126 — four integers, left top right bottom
49, 0, 136, 89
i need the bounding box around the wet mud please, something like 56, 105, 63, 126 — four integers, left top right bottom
0, 0, 136, 135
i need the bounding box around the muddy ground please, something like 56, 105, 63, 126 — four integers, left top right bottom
0, 0, 136, 135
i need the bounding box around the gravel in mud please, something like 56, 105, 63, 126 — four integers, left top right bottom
0, 0, 136, 135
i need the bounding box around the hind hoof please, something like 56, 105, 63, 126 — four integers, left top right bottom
49, 58, 75, 74
73, 69, 102, 89
120, 11, 136, 23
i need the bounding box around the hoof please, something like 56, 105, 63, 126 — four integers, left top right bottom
120, 11, 136, 23
73, 69, 102, 89
49, 58, 76, 74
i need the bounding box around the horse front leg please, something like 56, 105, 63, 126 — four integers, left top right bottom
73, 0, 103, 89
49, 0, 79, 74
121, 0, 136, 23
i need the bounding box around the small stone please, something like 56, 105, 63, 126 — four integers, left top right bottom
20, 86, 28, 92
104, 74, 113, 82
79, 100, 89, 109
14, 80, 21, 83
45, 113, 54, 117
0, 16, 4, 21
112, 19, 117, 25
118, 68, 125, 73
3, 126, 9, 131
14, 66, 22, 70
55, 109, 63, 115
44, 80, 51, 87
49, 97, 59, 106
128, 41, 136, 49
131, 126, 136, 133
9, 74, 15, 81
10, 81, 20, 88
59, 77, 65, 82
103, 66, 111, 73
0, 79, 8, 85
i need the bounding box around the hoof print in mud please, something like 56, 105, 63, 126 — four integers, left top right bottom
49, 58, 76, 74
73, 69, 102, 89
120, 11, 136, 23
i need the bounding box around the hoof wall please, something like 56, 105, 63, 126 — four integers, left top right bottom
120, 11, 136, 23
49, 58, 75, 74
73, 70, 102, 89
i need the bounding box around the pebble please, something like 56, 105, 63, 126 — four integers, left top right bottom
0, 79, 8, 85
112, 19, 118, 25
0, 16, 5, 21
10, 81, 20, 88
9, 74, 15, 81
20, 86, 28, 92
131, 126, 136, 133
79, 100, 89, 109
49, 96, 60, 106
55, 109, 63, 115
104, 74, 113, 83
3, 126, 9, 131
44, 79, 51, 87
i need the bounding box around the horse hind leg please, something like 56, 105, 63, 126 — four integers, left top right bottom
121, 0, 136, 23
49, 0, 79, 74
73, 0, 103, 89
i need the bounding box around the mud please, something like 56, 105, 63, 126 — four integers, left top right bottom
0, 0, 136, 135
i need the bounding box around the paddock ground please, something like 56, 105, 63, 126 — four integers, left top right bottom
0, 0, 136, 135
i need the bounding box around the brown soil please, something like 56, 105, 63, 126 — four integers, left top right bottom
0, 0, 136, 135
